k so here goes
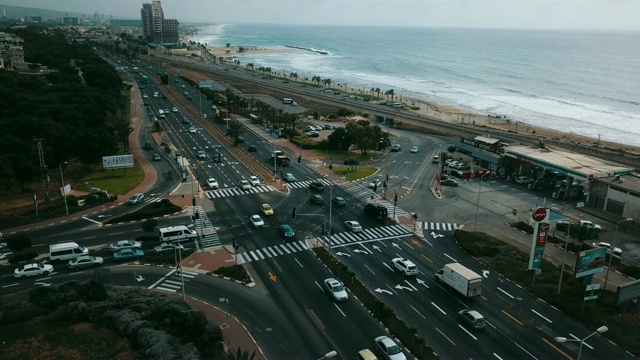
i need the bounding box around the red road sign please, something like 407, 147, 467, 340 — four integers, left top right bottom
532, 207, 547, 222
588, 174, 595, 181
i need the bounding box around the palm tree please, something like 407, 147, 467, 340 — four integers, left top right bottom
225, 348, 256, 360
292, 73, 298, 82
323, 78, 332, 88
227, 121, 244, 146
375, 87, 381, 98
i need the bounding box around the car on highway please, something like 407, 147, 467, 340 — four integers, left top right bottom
249, 176, 260, 186
247, 145, 257, 152
515, 176, 534, 184
580, 220, 602, 230
283, 173, 297, 182
153, 243, 184, 254
14, 262, 54, 278
369, 179, 382, 189
113, 248, 144, 261
357, 349, 378, 360
67, 255, 103, 270
441, 179, 459, 187
310, 194, 324, 205
280, 224, 295, 240
250, 215, 265, 228
390, 144, 401, 152
309, 181, 325, 192
207, 178, 219, 189
410, 146, 418, 153
392, 257, 418, 276
142, 94, 149, 99
109, 240, 142, 253
260, 203, 274, 216
240, 180, 252, 190
323, 278, 348, 302
333, 196, 346, 207
172, 107, 178, 112
594, 241, 622, 255
152, 153, 161, 161
189, 127, 197, 133
345, 220, 363, 232
374, 336, 406, 360
458, 309, 486, 330
197, 150, 206, 159
128, 193, 144, 205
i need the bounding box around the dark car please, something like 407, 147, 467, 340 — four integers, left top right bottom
333, 196, 346, 206
309, 181, 325, 192
280, 224, 295, 239
441, 179, 459, 187
556, 220, 570, 232
247, 145, 257, 152
310, 194, 324, 205
308, 131, 320, 138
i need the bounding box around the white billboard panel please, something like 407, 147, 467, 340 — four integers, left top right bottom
102, 155, 134, 169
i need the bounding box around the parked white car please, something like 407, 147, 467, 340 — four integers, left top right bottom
515, 176, 534, 184
249, 176, 260, 186
345, 220, 363, 232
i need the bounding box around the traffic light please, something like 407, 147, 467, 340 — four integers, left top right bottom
298, 155, 301, 163
292, 207, 296, 219
373, 183, 378, 192
192, 197, 196, 207
322, 223, 326, 236
394, 192, 398, 205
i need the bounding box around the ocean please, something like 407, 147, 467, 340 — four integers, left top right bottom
189, 24, 640, 147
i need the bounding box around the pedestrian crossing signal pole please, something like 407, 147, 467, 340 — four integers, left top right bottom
292, 207, 296, 219
393, 191, 398, 219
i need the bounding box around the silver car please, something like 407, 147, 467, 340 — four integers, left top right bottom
68, 255, 104, 270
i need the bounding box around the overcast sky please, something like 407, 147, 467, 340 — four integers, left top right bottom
3, 0, 639, 30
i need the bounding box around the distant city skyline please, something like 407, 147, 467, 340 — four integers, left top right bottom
1, 0, 639, 30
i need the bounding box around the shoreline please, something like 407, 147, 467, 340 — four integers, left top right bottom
177, 39, 640, 156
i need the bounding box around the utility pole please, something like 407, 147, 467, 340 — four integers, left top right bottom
35, 139, 51, 204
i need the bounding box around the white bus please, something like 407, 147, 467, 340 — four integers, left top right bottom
248, 114, 258, 122
158, 109, 165, 119
282, 98, 293, 104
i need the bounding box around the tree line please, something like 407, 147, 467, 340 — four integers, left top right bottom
0, 27, 129, 191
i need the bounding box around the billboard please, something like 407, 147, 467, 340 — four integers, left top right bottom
574, 247, 608, 278
199, 80, 213, 88
616, 279, 640, 304
102, 155, 134, 169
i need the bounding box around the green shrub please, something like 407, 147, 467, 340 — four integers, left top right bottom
213, 265, 251, 283
8, 252, 38, 263
6, 232, 32, 251
512, 221, 534, 234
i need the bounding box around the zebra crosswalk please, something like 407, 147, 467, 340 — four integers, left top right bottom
419, 221, 458, 231
142, 196, 162, 203
236, 225, 412, 264
204, 185, 276, 199
284, 178, 333, 189
375, 202, 410, 217
192, 206, 220, 248
341, 182, 379, 201
237, 240, 309, 264
149, 268, 199, 293
319, 224, 412, 247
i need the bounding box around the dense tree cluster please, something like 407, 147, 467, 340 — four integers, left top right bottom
0, 27, 128, 190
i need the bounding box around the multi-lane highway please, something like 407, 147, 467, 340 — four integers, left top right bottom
0, 55, 634, 360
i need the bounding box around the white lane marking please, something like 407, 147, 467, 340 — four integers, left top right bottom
531, 309, 552, 323
295, 258, 304, 268
364, 264, 377, 275
444, 253, 457, 262
404, 279, 418, 291
435, 327, 456, 345
458, 324, 478, 340
333, 303, 347, 317
431, 302, 447, 315
411, 305, 427, 319
497, 287, 515, 299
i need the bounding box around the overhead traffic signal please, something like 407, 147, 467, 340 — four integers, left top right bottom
192, 197, 196, 207
292, 207, 296, 219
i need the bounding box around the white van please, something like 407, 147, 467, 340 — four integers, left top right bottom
49, 242, 88, 263
158, 109, 166, 119
392, 102, 403, 108
159, 226, 197, 243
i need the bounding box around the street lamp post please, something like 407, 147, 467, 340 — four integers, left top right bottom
557, 223, 571, 294
555, 326, 608, 360
59, 162, 69, 216
474, 172, 490, 231
604, 218, 632, 290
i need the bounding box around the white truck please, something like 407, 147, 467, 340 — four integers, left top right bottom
435, 263, 482, 298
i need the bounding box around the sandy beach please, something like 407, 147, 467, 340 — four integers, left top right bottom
164, 44, 640, 157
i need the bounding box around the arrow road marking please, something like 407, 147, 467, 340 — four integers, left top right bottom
336, 252, 351, 257
34, 282, 51, 287
82, 216, 102, 225
482, 270, 490, 278
268, 272, 277, 281
392, 243, 402, 249
375, 288, 393, 295
395, 284, 414, 291
372, 245, 382, 252
353, 249, 368, 254
417, 278, 429, 288
431, 232, 444, 238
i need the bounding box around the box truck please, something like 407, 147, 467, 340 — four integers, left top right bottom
435, 263, 482, 297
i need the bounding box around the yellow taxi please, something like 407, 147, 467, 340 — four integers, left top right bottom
260, 203, 274, 216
